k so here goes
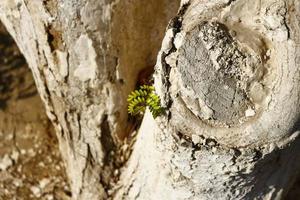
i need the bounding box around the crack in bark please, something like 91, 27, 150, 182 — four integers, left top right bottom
77, 113, 82, 141
100, 114, 116, 166
63, 111, 74, 149
159, 2, 190, 115
225, 0, 237, 7
283, 2, 291, 39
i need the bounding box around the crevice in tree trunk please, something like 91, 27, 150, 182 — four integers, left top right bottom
0, 0, 181, 198
116, 0, 300, 199
2, 0, 299, 199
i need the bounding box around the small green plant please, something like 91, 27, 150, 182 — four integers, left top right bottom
127, 85, 162, 118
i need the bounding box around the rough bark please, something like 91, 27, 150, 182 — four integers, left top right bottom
1, 0, 300, 199
0, 22, 70, 199
0, 0, 179, 199
116, 0, 300, 199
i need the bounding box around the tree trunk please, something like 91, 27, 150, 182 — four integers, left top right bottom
1, 0, 300, 199
0, 0, 179, 199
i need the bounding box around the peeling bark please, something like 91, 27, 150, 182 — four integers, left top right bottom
1, 0, 300, 199
116, 0, 300, 199
0, 0, 179, 199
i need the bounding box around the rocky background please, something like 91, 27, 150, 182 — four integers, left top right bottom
0, 22, 70, 200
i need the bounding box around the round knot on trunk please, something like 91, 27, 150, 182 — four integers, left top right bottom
154, 11, 299, 147
177, 21, 263, 127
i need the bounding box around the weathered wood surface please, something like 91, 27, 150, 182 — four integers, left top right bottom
117, 0, 300, 199
1, 0, 300, 199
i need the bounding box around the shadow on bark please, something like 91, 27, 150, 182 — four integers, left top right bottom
235, 135, 300, 199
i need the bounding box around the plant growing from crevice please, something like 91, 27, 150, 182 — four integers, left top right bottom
127, 85, 163, 118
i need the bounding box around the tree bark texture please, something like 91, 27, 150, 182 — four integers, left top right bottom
0, 0, 179, 199
1, 0, 300, 199
116, 0, 300, 199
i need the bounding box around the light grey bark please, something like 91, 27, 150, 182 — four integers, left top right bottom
116, 0, 300, 199
1, 0, 300, 199
0, 0, 179, 199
